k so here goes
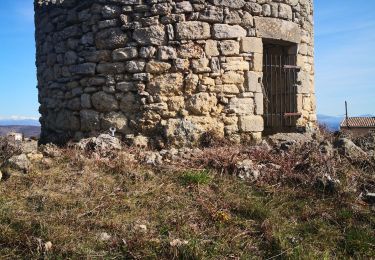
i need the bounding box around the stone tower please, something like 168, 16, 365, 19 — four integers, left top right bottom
35, 0, 315, 146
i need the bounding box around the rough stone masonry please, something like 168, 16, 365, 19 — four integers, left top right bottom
34, 0, 315, 147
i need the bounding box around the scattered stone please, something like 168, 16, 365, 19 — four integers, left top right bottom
268, 133, 313, 150
8, 154, 31, 173
98, 232, 112, 242
76, 134, 122, 152
235, 159, 261, 180
334, 138, 368, 160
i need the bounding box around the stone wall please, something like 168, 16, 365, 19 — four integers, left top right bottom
35, 0, 315, 147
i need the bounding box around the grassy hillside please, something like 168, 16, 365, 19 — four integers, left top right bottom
0, 133, 374, 259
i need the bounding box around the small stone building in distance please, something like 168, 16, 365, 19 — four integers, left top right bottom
340, 117, 375, 137
35, 0, 315, 146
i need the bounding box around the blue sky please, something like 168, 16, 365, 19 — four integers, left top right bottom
0, 0, 374, 119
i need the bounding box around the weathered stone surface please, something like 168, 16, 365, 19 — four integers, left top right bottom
95, 28, 128, 49
165, 117, 224, 147
209, 0, 245, 9
205, 40, 219, 57
145, 60, 171, 74
254, 17, 301, 43
80, 109, 100, 131
133, 25, 166, 45
186, 93, 217, 116
240, 37, 263, 53
213, 24, 247, 39
91, 92, 119, 112
147, 73, 184, 96
178, 42, 204, 59
70, 63, 96, 75
238, 115, 264, 132
176, 21, 211, 40
97, 63, 126, 74
220, 40, 240, 55
101, 112, 128, 134
8, 154, 31, 173
228, 97, 254, 115
112, 47, 138, 61
245, 71, 262, 92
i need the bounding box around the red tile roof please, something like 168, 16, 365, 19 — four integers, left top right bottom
340, 117, 375, 128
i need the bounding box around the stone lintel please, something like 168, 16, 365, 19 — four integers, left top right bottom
254, 17, 301, 44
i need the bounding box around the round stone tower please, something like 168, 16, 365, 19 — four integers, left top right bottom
35, 0, 315, 146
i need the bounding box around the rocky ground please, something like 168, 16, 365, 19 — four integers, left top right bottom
0, 129, 374, 258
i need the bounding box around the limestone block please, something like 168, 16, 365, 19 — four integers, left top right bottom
240, 37, 263, 54
178, 42, 205, 59
165, 116, 224, 146
97, 63, 126, 74
147, 73, 184, 96
101, 112, 129, 134
199, 6, 224, 23
125, 60, 146, 73
80, 109, 100, 131
174, 58, 190, 71
81, 94, 91, 109
213, 24, 247, 39
214, 84, 240, 94
241, 12, 254, 27
186, 92, 218, 116
175, 1, 193, 13
140, 46, 157, 58
221, 60, 249, 71
158, 46, 177, 60
191, 58, 211, 73
167, 96, 185, 111
251, 53, 263, 72
91, 92, 119, 112
112, 47, 138, 61
133, 25, 166, 46
297, 71, 310, 94
145, 60, 171, 74
244, 2, 262, 15
53, 110, 80, 131
228, 97, 254, 115
69, 63, 96, 76
176, 21, 211, 40
185, 73, 199, 94
117, 82, 136, 92
205, 40, 220, 57
225, 10, 242, 25
245, 71, 262, 92
102, 5, 121, 19
120, 93, 139, 113
254, 17, 301, 43
278, 4, 293, 20
95, 28, 128, 49
222, 71, 245, 84
254, 92, 264, 115
219, 40, 240, 55
238, 115, 264, 132
209, 0, 245, 9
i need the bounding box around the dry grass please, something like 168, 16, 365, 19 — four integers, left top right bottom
0, 134, 375, 259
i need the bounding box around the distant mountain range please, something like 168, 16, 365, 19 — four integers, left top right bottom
0, 118, 41, 138
0, 119, 40, 126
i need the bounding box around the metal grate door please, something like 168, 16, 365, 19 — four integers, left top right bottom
263, 53, 301, 131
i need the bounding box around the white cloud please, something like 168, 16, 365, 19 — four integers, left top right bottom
0, 115, 39, 121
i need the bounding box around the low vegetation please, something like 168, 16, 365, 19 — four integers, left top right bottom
0, 130, 374, 259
